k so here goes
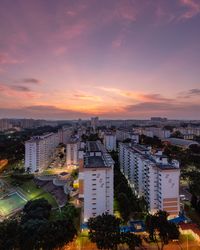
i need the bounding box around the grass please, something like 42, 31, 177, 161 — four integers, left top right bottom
114, 198, 121, 219
0, 176, 59, 218
18, 180, 58, 208
41, 169, 56, 175
4, 176, 58, 208
179, 233, 196, 242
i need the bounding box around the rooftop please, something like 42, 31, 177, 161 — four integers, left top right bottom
84, 156, 108, 168
121, 143, 179, 170
87, 141, 100, 152
164, 138, 199, 147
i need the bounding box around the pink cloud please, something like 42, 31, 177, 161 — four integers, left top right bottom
0, 53, 23, 65
114, 0, 137, 22
0, 83, 41, 99
179, 0, 200, 20
112, 38, 123, 48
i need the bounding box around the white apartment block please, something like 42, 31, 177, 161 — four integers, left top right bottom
119, 143, 180, 217
25, 132, 59, 173
0, 119, 12, 131
139, 127, 171, 139
103, 132, 117, 151
116, 129, 139, 143
174, 127, 200, 137
58, 127, 73, 144
79, 141, 114, 222
66, 138, 79, 166
91, 116, 99, 131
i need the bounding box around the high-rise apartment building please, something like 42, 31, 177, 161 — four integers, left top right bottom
103, 131, 116, 151
116, 129, 139, 143
79, 141, 114, 222
25, 133, 59, 173
58, 127, 73, 144
91, 117, 99, 131
0, 119, 12, 131
66, 138, 79, 167
119, 143, 180, 217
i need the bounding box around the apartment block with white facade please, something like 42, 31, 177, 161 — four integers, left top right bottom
0, 119, 12, 131
136, 127, 171, 139
103, 131, 117, 151
66, 138, 80, 167
79, 141, 114, 222
119, 143, 180, 217
25, 132, 59, 173
58, 127, 73, 144
116, 129, 139, 143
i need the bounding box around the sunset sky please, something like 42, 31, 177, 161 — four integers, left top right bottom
0, 0, 200, 119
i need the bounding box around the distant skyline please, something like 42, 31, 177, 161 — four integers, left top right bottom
0, 0, 200, 119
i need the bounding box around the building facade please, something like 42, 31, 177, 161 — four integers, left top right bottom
66, 138, 79, 166
79, 141, 114, 222
119, 143, 180, 217
116, 129, 139, 143
103, 132, 117, 151
25, 132, 59, 173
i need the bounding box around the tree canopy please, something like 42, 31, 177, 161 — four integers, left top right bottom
88, 213, 142, 250
0, 198, 76, 250
145, 211, 179, 250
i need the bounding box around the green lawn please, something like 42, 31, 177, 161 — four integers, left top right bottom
18, 180, 58, 208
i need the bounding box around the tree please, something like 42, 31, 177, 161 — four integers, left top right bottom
22, 198, 52, 223
145, 211, 179, 250
20, 219, 47, 250
171, 131, 183, 139
117, 193, 131, 222
0, 219, 20, 250
20, 198, 76, 250
58, 203, 79, 221
120, 232, 142, 250
88, 213, 121, 250
0, 198, 77, 250
191, 194, 198, 209
140, 135, 162, 148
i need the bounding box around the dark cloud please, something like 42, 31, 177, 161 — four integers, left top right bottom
0, 105, 89, 119
141, 94, 174, 102
124, 101, 200, 118
188, 88, 200, 95
179, 88, 200, 98
10, 85, 31, 92
126, 102, 176, 112
22, 78, 42, 84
